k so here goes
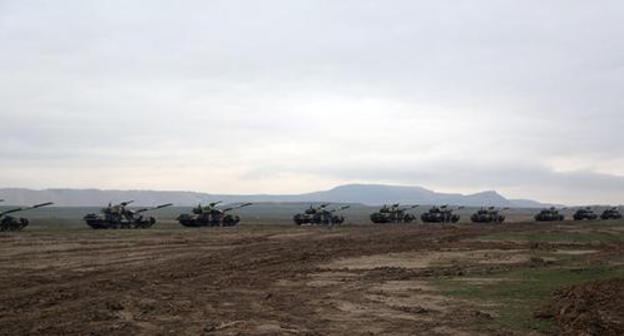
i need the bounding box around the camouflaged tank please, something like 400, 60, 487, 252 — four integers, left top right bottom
0, 201, 53, 232
534, 207, 565, 222
573, 207, 598, 221
84, 201, 172, 229
178, 202, 252, 227
294, 204, 350, 226
600, 207, 623, 220
470, 207, 507, 224
370, 204, 418, 224
421, 205, 461, 223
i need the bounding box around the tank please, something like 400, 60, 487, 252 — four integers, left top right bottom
177, 202, 252, 227
573, 207, 598, 221
421, 205, 461, 223
0, 201, 54, 232
471, 207, 507, 224
294, 204, 350, 226
534, 207, 565, 222
600, 207, 622, 220
84, 201, 173, 229
370, 204, 418, 224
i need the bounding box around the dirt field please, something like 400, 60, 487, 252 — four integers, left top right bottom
1, 221, 623, 335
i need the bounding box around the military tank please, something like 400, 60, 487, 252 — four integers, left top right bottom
177, 202, 252, 227
471, 207, 507, 224
534, 207, 565, 222
84, 201, 172, 229
370, 204, 418, 224
421, 205, 462, 223
294, 204, 350, 226
600, 207, 622, 220
0, 201, 54, 232
573, 207, 598, 221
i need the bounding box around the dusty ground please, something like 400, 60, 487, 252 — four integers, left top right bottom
0, 221, 623, 335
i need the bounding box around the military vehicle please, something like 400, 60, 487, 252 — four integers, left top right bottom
573, 207, 598, 221
470, 207, 507, 224
177, 202, 252, 227
534, 207, 565, 222
84, 201, 172, 229
294, 204, 350, 226
421, 205, 462, 223
0, 201, 54, 232
370, 204, 418, 224
600, 207, 623, 220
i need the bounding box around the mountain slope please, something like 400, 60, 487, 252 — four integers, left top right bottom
0, 184, 550, 208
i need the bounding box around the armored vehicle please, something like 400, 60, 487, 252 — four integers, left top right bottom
84, 201, 172, 229
600, 207, 623, 220
421, 205, 461, 223
573, 207, 598, 221
294, 204, 350, 226
370, 204, 418, 224
471, 207, 507, 224
177, 202, 252, 227
534, 207, 565, 222
0, 201, 54, 232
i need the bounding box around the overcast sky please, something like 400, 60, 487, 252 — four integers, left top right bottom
1, 1, 623, 205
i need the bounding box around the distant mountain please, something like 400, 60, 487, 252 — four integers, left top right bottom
0, 184, 552, 208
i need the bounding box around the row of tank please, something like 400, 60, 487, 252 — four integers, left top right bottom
83, 200, 253, 229
1, 199, 623, 231
0, 199, 252, 231
294, 203, 624, 226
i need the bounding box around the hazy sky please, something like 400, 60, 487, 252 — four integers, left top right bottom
1, 1, 623, 204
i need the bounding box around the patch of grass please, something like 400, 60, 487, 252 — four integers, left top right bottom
435, 265, 624, 334
478, 231, 624, 244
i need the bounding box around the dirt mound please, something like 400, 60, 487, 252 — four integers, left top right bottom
548, 278, 624, 336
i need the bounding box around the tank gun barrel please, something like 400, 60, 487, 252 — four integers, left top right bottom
222, 203, 253, 212
329, 205, 350, 213
135, 203, 173, 213
399, 205, 419, 211
0, 202, 53, 216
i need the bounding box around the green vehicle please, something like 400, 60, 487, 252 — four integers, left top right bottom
370, 204, 418, 224
84, 201, 172, 229
0, 201, 54, 232
573, 207, 598, 221
421, 205, 462, 224
471, 207, 507, 224
534, 207, 565, 222
294, 204, 350, 226
178, 202, 252, 227
600, 207, 622, 220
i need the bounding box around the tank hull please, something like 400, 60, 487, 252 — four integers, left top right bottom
0, 216, 29, 232
293, 213, 344, 226
369, 212, 416, 224
177, 214, 240, 227
470, 214, 505, 223
83, 214, 156, 229
421, 213, 460, 223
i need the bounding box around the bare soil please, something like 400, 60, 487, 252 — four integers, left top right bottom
0, 222, 621, 335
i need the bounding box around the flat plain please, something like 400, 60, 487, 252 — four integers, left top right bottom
1, 211, 623, 335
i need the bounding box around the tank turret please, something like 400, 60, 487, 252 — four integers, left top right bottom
0, 202, 54, 232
